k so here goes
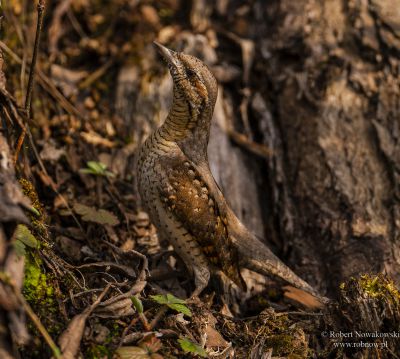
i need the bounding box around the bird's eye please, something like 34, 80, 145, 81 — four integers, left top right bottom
186, 68, 196, 77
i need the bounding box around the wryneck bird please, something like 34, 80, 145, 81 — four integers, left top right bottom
137, 42, 328, 307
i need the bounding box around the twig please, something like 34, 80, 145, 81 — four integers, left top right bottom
387, 347, 400, 359
14, 0, 46, 164
79, 59, 114, 89
25, 0, 46, 115
149, 305, 168, 330
139, 312, 151, 331
86, 283, 112, 313
227, 128, 273, 158
118, 309, 152, 347
66, 288, 105, 301
101, 239, 149, 281
118, 317, 140, 346
66, 7, 88, 39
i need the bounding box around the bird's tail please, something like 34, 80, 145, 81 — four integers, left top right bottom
229, 217, 329, 307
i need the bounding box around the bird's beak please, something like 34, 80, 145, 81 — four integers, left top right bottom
153, 41, 180, 68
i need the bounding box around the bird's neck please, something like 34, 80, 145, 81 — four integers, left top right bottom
159, 86, 193, 141
159, 86, 215, 164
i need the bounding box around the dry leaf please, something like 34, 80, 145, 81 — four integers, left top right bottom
73, 203, 120, 226
283, 286, 325, 309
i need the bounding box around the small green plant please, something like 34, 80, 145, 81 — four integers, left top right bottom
150, 293, 192, 317
80, 161, 115, 178
14, 224, 39, 257
28, 206, 41, 217
178, 337, 207, 358
131, 295, 144, 314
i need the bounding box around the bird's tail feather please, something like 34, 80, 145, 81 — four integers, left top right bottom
229, 220, 329, 306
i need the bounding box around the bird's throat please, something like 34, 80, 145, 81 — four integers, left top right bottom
160, 87, 202, 141
158, 84, 214, 165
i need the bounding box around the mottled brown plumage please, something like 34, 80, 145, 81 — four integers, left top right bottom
137, 42, 326, 304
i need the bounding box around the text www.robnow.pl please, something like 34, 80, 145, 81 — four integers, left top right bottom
333, 341, 388, 349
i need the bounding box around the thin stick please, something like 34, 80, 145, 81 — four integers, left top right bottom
86, 283, 112, 314
149, 305, 168, 330
25, 0, 46, 115
78, 59, 113, 89
14, 0, 46, 164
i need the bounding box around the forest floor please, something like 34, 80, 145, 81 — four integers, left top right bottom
1, 1, 400, 358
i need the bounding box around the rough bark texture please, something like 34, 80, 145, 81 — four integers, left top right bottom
198, 0, 400, 297
245, 0, 400, 297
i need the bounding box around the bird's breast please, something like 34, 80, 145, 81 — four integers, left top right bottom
137, 131, 170, 182
153, 197, 209, 273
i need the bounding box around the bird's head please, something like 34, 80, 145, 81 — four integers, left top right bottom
154, 41, 217, 114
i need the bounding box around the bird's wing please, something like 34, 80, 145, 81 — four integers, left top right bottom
155, 152, 246, 291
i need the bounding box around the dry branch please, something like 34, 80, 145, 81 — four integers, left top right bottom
14, 0, 46, 164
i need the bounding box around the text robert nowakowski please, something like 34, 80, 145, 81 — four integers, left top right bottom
326, 331, 400, 339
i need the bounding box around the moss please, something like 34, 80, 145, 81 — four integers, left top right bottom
331, 274, 400, 357
23, 254, 54, 304
354, 274, 400, 302
82, 322, 123, 358
19, 179, 44, 216
86, 344, 111, 359
264, 330, 307, 358
265, 334, 293, 353
19, 178, 48, 238
19, 180, 58, 317
23, 252, 61, 336
106, 323, 123, 344
216, 307, 309, 358
253, 312, 308, 357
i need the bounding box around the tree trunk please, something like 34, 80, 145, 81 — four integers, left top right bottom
242, 0, 400, 296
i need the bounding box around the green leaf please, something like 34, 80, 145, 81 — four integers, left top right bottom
177, 338, 207, 357
79, 168, 97, 175
150, 294, 166, 304
80, 161, 115, 178
73, 203, 119, 226
168, 303, 192, 317
150, 293, 191, 317
150, 293, 186, 305
28, 206, 41, 217
87, 161, 107, 172
15, 225, 39, 249
104, 170, 115, 178
131, 295, 144, 314
13, 239, 26, 257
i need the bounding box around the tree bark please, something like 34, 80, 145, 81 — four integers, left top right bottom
244, 0, 400, 296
